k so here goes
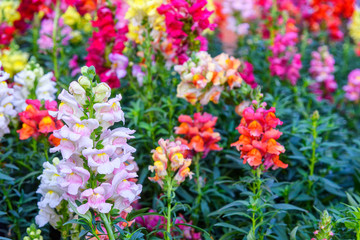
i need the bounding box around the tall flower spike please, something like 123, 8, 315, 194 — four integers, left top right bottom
308, 46, 337, 102
36, 66, 142, 229
231, 102, 287, 170
149, 138, 194, 188
344, 69, 360, 103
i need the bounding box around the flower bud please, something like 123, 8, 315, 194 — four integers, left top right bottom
69, 81, 87, 105
36, 229, 41, 235
78, 76, 91, 89
311, 110, 320, 121
24, 237, 30, 240
93, 83, 111, 103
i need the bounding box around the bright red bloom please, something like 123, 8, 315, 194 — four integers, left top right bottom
17, 99, 63, 145
175, 112, 222, 158
85, 6, 128, 88
231, 104, 287, 170
305, 0, 355, 41
0, 23, 16, 46
157, 0, 216, 64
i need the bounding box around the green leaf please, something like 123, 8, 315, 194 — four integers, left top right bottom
272, 204, 307, 212
290, 226, 298, 240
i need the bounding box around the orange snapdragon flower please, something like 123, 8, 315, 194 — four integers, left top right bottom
231, 104, 287, 170
17, 99, 63, 145
175, 112, 222, 158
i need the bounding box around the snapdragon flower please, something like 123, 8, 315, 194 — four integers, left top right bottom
344, 69, 360, 102
36, 66, 142, 230
175, 51, 243, 105
309, 46, 337, 102
13, 59, 57, 112
0, 61, 16, 139
231, 102, 287, 170
149, 138, 194, 188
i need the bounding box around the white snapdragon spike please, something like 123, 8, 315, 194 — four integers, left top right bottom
0, 62, 16, 139
35, 158, 67, 228
36, 68, 142, 229
13, 61, 57, 112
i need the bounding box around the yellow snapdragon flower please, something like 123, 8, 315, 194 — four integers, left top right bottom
349, 8, 360, 43
0, 0, 20, 25
125, 0, 165, 43
62, 6, 92, 33
62, 6, 82, 27
0, 49, 29, 77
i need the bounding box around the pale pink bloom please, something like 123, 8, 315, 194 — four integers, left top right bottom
132, 65, 145, 86
58, 162, 90, 196
313, 230, 319, 235
111, 170, 142, 212
94, 95, 125, 129
108, 53, 128, 79
344, 69, 360, 102
83, 147, 122, 174
77, 184, 113, 214
101, 128, 136, 157
50, 119, 98, 159
52, 90, 84, 126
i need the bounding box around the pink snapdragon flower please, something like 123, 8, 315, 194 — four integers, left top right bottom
107, 53, 128, 79
57, 162, 90, 196
38, 17, 72, 52
308, 46, 337, 102
344, 69, 360, 102
83, 147, 121, 174
269, 32, 302, 85
157, 0, 216, 64
240, 61, 257, 88
77, 184, 113, 214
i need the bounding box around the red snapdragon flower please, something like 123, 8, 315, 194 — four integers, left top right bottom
85, 6, 128, 88
0, 23, 15, 46
231, 104, 287, 170
175, 112, 222, 158
17, 99, 63, 145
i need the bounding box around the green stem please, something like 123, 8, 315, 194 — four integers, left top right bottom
100, 213, 115, 240
165, 178, 173, 240
194, 153, 202, 222
32, 13, 40, 59
308, 117, 318, 192
52, 0, 60, 81
250, 168, 262, 237
42, 138, 49, 162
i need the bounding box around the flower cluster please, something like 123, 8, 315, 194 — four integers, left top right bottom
149, 138, 193, 188
308, 46, 337, 102
231, 103, 287, 169
136, 210, 201, 239
17, 99, 63, 145
0, 48, 28, 77
13, 59, 57, 112
344, 69, 360, 102
36, 68, 142, 228
85, 6, 128, 88
311, 210, 334, 240
239, 61, 257, 89
158, 0, 216, 64
0, 23, 16, 47
306, 0, 355, 41
349, 7, 360, 44
0, 61, 16, 139
38, 17, 72, 52
175, 112, 222, 158
269, 31, 302, 85
35, 158, 67, 227
175, 51, 243, 105
125, 0, 165, 44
